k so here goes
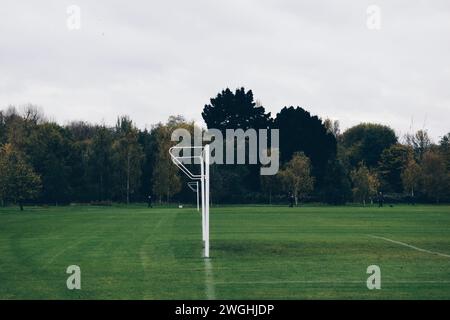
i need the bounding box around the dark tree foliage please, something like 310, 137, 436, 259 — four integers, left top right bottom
23, 123, 74, 204
210, 164, 252, 204
112, 116, 144, 203
342, 123, 397, 168
202, 87, 272, 131
0, 111, 6, 145
138, 129, 155, 201
321, 158, 352, 205
378, 144, 411, 193
439, 133, 450, 171
202, 87, 272, 193
274, 106, 337, 185
1, 98, 448, 205
66, 121, 97, 141
67, 138, 90, 202
89, 126, 115, 201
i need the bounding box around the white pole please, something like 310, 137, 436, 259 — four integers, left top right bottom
169, 146, 209, 258
196, 181, 200, 212
204, 145, 210, 258
200, 158, 206, 243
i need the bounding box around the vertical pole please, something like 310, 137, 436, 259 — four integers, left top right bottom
204, 145, 210, 258
200, 159, 205, 243
196, 181, 200, 212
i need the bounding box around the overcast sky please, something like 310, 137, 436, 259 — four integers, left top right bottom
1, 0, 449, 141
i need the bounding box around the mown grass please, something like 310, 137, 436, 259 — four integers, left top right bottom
0, 204, 449, 299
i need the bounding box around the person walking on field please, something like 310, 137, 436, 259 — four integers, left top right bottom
289, 192, 295, 208
378, 192, 384, 208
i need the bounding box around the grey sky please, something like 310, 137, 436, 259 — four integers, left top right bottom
1, 0, 449, 141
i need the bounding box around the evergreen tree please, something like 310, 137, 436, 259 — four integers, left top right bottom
202, 87, 271, 132
274, 107, 336, 186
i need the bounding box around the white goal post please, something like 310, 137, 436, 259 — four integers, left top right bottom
187, 181, 200, 212
169, 145, 210, 258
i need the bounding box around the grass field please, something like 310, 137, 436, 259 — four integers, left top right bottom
0, 204, 449, 299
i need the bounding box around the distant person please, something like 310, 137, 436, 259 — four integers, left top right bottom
147, 195, 153, 208
378, 192, 384, 208
409, 193, 415, 206
289, 192, 295, 208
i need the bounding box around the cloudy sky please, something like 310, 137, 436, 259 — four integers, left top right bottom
1, 0, 449, 140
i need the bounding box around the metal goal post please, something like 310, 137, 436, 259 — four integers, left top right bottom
187, 181, 200, 212
169, 145, 210, 258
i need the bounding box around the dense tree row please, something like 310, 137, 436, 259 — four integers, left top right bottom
203, 88, 450, 205
1, 88, 449, 209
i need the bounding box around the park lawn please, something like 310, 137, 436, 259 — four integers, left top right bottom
0, 204, 449, 299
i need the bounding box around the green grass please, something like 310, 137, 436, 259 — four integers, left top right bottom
0, 204, 449, 299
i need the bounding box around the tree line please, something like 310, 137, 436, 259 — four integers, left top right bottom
1, 88, 449, 209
